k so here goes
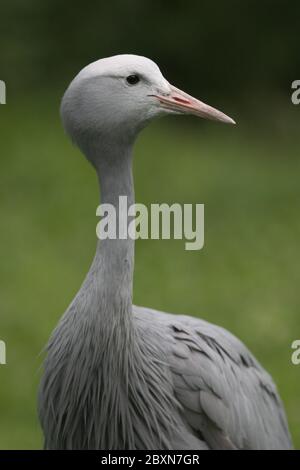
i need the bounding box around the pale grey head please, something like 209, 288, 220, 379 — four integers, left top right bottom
61, 54, 235, 160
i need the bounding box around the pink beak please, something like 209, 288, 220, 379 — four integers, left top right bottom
152, 84, 235, 125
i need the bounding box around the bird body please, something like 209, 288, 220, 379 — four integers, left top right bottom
39, 55, 292, 450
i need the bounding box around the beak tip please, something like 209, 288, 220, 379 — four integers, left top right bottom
221, 115, 236, 125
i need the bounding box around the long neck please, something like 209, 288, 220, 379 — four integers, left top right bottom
44, 139, 183, 450
86, 140, 135, 324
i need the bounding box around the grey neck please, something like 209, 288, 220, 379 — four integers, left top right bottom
45, 137, 182, 450
85, 139, 135, 322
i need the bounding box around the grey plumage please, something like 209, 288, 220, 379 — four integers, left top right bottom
38, 54, 292, 450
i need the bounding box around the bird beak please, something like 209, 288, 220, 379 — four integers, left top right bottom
153, 84, 236, 125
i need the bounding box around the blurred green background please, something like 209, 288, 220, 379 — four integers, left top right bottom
0, 0, 300, 449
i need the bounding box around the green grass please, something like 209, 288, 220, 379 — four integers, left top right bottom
0, 93, 299, 448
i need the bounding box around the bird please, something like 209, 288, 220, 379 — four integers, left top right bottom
38, 54, 292, 450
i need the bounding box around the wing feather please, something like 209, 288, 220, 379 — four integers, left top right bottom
134, 306, 292, 450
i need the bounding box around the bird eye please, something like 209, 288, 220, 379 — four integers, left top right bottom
126, 75, 140, 85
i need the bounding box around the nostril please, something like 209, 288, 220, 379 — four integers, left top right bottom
173, 96, 191, 105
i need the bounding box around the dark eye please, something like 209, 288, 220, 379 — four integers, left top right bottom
126, 74, 140, 85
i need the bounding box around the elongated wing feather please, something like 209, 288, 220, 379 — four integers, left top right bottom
135, 306, 292, 450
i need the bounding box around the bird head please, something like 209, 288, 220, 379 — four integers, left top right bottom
61, 54, 235, 152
